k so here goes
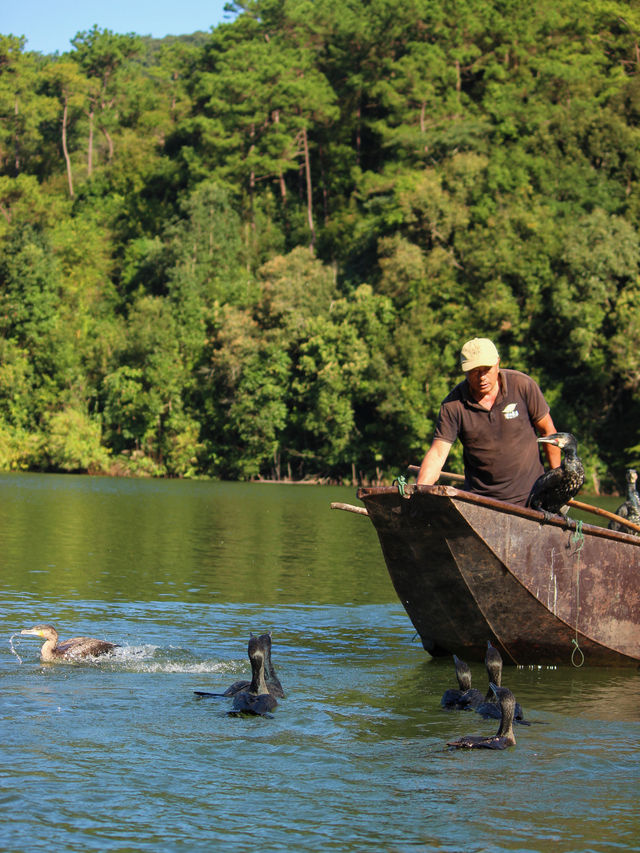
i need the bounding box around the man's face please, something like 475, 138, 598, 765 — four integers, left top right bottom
465, 362, 499, 400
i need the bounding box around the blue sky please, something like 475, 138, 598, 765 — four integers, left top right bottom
3, 0, 232, 54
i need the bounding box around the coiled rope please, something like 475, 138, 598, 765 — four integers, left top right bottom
569, 520, 585, 667
393, 474, 407, 497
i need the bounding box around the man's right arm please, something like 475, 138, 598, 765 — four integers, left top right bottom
416, 439, 453, 485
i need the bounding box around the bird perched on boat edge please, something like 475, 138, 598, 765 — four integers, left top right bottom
441, 654, 483, 710
608, 468, 640, 534
20, 624, 118, 662
194, 631, 285, 699
475, 641, 529, 725
526, 432, 584, 517
228, 634, 278, 717
447, 683, 517, 750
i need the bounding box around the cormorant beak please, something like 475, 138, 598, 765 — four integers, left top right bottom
21, 628, 41, 637
537, 436, 559, 446
489, 682, 500, 698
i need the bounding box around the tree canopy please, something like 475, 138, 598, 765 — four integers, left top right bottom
1, 1, 639, 491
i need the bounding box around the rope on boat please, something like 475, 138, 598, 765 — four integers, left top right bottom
571, 638, 584, 667
569, 519, 585, 555
393, 474, 407, 496
569, 520, 585, 667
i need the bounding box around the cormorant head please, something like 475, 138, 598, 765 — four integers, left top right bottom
485, 640, 502, 664
489, 682, 513, 705
21, 624, 58, 640
249, 632, 272, 655
626, 468, 638, 485
537, 432, 577, 451
453, 654, 472, 690
485, 642, 502, 684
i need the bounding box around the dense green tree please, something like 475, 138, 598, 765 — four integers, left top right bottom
42, 407, 111, 473
0, 1, 639, 485
70, 27, 143, 172
40, 58, 88, 196
101, 294, 200, 475
0, 36, 57, 178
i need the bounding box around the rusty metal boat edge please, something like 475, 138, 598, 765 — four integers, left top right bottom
356, 484, 640, 667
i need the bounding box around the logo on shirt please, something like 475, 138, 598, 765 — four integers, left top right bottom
502, 403, 520, 420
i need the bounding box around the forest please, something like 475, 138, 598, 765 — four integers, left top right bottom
1, 0, 640, 491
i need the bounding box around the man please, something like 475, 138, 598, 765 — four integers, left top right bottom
416, 337, 560, 505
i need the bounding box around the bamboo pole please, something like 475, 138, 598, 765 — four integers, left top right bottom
567, 499, 640, 534
407, 465, 463, 481
330, 502, 368, 515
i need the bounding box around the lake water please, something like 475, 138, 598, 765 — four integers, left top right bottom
1, 473, 638, 852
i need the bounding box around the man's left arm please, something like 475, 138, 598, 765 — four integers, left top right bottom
534, 412, 561, 468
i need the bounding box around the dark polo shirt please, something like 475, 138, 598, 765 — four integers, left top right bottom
433, 369, 549, 505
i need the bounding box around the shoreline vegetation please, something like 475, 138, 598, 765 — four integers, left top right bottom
3, 463, 616, 498
1, 1, 640, 495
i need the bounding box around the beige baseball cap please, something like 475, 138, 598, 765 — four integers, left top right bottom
460, 338, 499, 372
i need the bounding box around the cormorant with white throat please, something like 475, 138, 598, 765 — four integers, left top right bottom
447, 683, 517, 749
194, 632, 284, 699
20, 624, 118, 662
229, 635, 278, 717
526, 432, 584, 517
441, 654, 483, 710
475, 641, 529, 725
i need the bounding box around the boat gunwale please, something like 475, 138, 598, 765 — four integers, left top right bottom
357, 484, 640, 546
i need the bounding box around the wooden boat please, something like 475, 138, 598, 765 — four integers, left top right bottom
352, 484, 640, 667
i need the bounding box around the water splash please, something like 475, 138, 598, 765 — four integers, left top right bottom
104, 644, 242, 674
9, 632, 23, 664
6, 635, 235, 673
130, 661, 237, 674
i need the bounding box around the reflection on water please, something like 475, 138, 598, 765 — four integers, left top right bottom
1, 473, 639, 853
0, 474, 391, 604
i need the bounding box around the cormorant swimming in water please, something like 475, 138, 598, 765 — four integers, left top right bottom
194, 632, 284, 699
608, 468, 640, 534
447, 683, 517, 749
441, 654, 483, 710
526, 432, 584, 517
229, 635, 278, 717
475, 641, 529, 725
20, 624, 118, 662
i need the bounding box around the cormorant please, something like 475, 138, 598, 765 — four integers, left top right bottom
194, 632, 284, 698
526, 432, 584, 516
447, 683, 517, 749
608, 468, 640, 534
441, 654, 483, 710
20, 624, 118, 662
229, 635, 278, 717
475, 641, 529, 725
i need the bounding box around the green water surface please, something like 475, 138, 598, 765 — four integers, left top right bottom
0, 473, 638, 853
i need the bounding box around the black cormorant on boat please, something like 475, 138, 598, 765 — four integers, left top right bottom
441, 654, 483, 710
447, 683, 517, 750
608, 468, 640, 534
229, 635, 278, 717
475, 641, 529, 725
20, 624, 118, 662
526, 432, 584, 517
194, 632, 284, 699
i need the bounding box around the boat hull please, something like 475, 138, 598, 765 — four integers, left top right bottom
357, 485, 640, 667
